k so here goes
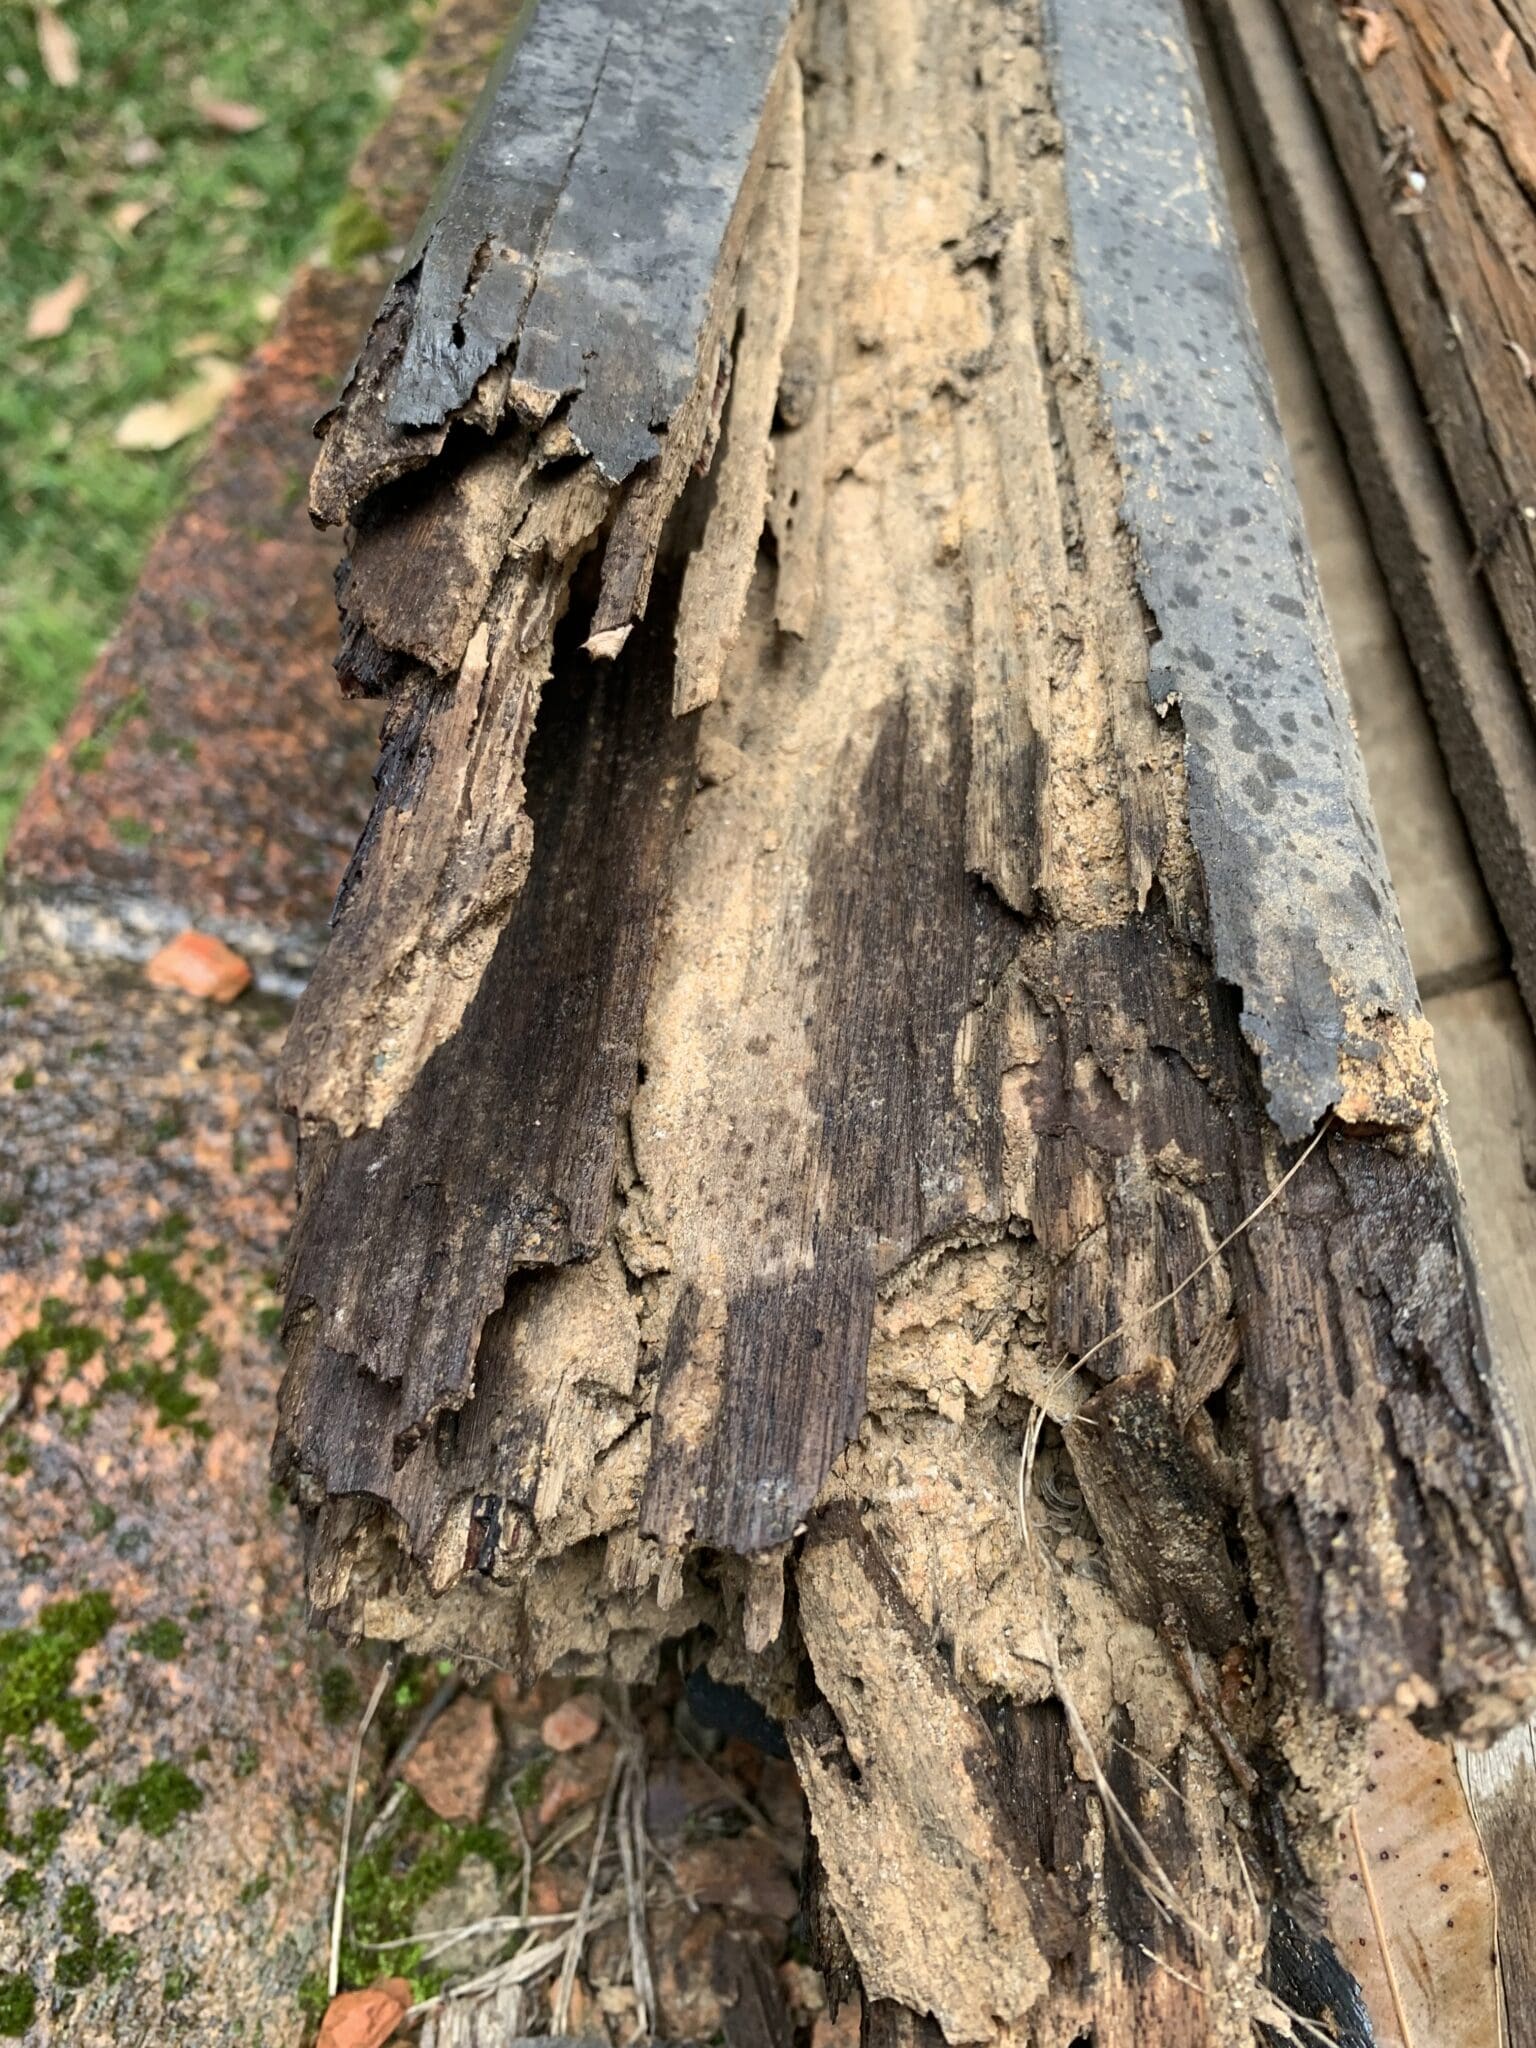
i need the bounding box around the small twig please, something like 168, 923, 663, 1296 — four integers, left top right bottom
330, 1657, 396, 1998
360, 1909, 581, 1956
535, 1803, 602, 1867
615, 1724, 656, 2034
1019, 1115, 1332, 1550
509, 1772, 534, 1924
387, 1673, 460, 1779
1162, 1609, 1259, 1801
405, 1905, 628, 2021
1138, 1944, 1204, 1994
356, 1779, 408, 1861
1349, 1804, 1417, 2048
554, 1745, 625, 2032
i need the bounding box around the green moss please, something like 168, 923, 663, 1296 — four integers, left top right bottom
11, 1069, 34, 1091
23, 1807, 67, 1862
232, 1741, 260, 1780
90, 1216, 220, 1434
0, 1974, 36, 2038
238, 1874, 271, 1906
108, 1761, 203, 1839
162, 1966, 194, 2001
54, 1880, 135, 1987
510, 1754, 550, 1812
70, 689, 148, 774
108, 816, 152, 846
4, 1298, 106, 1377
329, 192, 394, 267
2, 1870, 41, 1911
131, 1618, 185, 1661
4, 1450, 28, 1477
318, 1665, 360, 1726
0, 1591, 116, 1749
331, 1788, 520, 1995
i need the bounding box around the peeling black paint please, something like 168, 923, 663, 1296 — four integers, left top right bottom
385, 0, 797, 481
1046, 0, 1417, 1138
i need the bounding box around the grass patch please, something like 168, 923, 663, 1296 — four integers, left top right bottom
0, 0, 426, 841
301, 1786, 524, 2004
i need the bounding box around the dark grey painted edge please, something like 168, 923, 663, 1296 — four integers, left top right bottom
383, 0, 797, 483
1045, 0, 1418, 1139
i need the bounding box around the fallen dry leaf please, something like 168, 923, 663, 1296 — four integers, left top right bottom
401, 1694, 499, 1825
110, 198, 155, 238
114, 356, 240, 451
316, 1982, 408, 2048
122, 135, 162, 168
145, 931, 253, 1004
26, 272, 89, 342
541, 1693, 604, 1751
194, 94, 266, 134
1343, 6, 1397, 68
35, 6, 79, 88
1327, 1716, 1497, 2048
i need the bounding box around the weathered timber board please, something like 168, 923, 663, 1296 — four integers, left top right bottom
280, 576, 697, 1458
1273, 0, 1536, 726
275, 2, 1536, 2035
1046, 0, 1416, 1141
1198, 0, 1536, 1038
315, 0, 798, 516
286, 0, 804, 1136
281, 0, 1536, 1741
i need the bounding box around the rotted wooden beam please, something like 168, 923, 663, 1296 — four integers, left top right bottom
275, 0, 1536, 2041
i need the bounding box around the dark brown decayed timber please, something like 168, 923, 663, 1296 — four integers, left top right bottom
275, 0, 1536, 2040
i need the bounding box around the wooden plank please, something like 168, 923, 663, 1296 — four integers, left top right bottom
1271, 0, 1536, 733
1198, 0, 1536, 1035
279, 574, 698, 1466
278, 0, 1536, 2037
1433, 977, 1536, 2046
1189, 26, 1536, 2026
1046, 0, 1417, 1142
311, 0, 799, 519
279, 0, 800, 1136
